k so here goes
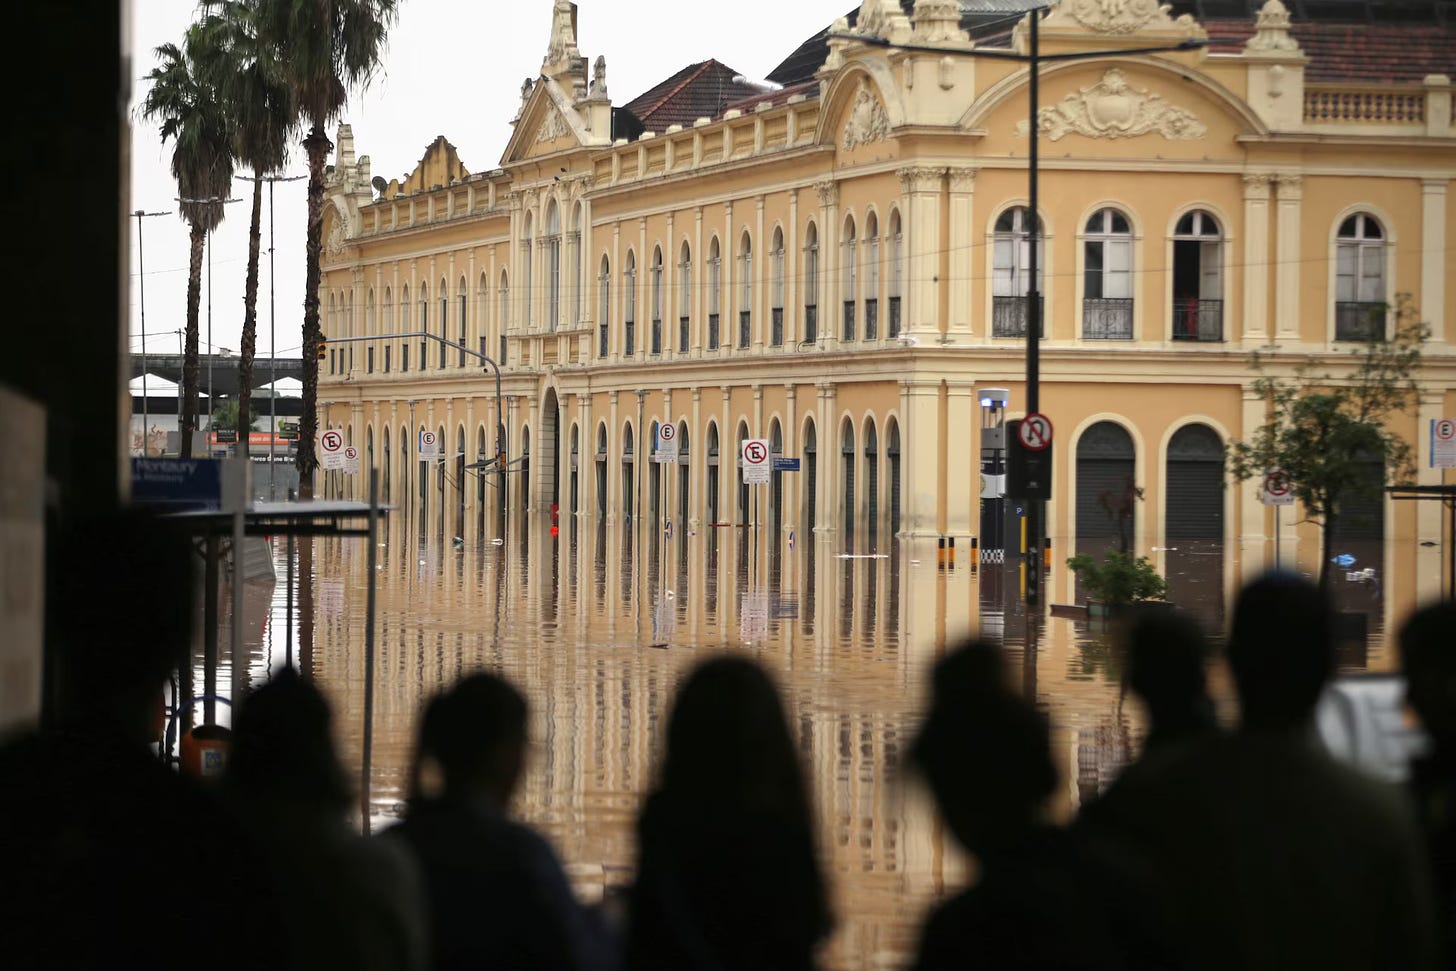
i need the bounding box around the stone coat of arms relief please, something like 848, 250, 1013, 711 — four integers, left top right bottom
842, 82, 891, 151
536, 107, 570, 144
1017, 69, 1207, 140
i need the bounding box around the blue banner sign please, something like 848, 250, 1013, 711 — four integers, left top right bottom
131, 458, 226, 512
771, 457, 800, 472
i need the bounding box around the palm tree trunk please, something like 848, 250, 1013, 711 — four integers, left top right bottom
238, 172, 264, 461
297, 126, 331, 499
181, 220, 206, 460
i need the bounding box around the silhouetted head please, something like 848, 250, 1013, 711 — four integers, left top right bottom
1400, 600, 1456, 749
1124, 609, 1213, 728
411, 671, 528, 809
1227, 572, 1333, 731
659, 655, 808, 822
49, 507, 196, 740
909, 641, 1056, 856
226, 667, 350, 811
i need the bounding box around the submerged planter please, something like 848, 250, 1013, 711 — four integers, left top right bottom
1085, 599, 1176, 621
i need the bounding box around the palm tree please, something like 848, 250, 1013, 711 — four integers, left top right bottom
141, 24, 235, 460
198, 1, 296, 461
261, 0, 398, 498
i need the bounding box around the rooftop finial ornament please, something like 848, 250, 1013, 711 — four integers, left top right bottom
1246, 0, 1301, 53
590, 55, 608, 99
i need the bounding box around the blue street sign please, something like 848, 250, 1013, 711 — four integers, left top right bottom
131, 458, 226, 512
772, 457, 800, 472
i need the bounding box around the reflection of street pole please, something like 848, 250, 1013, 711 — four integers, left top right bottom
133, 210, 167, 455
634, 390, 646, 531
407, 400, 417, 523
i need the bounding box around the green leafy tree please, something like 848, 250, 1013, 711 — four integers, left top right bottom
1067, 550, 1168, 608
140, 24, 235, 459
206, 399, 260, 432
259, 0, 399, 498
199, 1, 297, 461
1227, 295, 1425, 588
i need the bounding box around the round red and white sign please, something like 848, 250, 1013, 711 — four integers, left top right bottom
1265, 470, 1291, 496
1018, 413, 1052, 451
659, 424, 676, 442
343, 446, 358, 460
744, 441, 768, 464
320, 430, 343, 453
1436, 419, 1456, 442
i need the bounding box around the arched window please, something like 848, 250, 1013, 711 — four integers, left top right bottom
1083, 208, 1133, 340
737, 231, 752, 349
1336, 213, 1387, 341
438, 277, 449, 368
803, 222, 819, 344
497, 269, 509, 367
651, 246, 663, 355
993, 207, 1045, 339
522, 212, 534, 329
706, 421, 720, 525
1076, 421, 1136, 548
677, 242, 692, 353
476, 272, 489, 361
366, 289, 375, 373
623, 250, 637, 357
888, 211, 902, 338
597, 255, 610, 359
326, 293, 336, 374
770, 228, 785, 347
842, 215, 857, 342
707, 237, 722, 350
546, 202, 562, 332
419, 282, 430, 368
457, 276, 467, 366
399, 283, 410, 372
572, 203, 585, 326
383, 286, 393, 373
1166, 423, 1224, 539
865, 212, 880, 340
1172, 210, 1223, 342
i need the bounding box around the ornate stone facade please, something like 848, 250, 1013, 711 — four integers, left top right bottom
1019, 69, 1207, 140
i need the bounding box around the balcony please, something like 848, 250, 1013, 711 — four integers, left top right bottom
1082, 298, 1134, 340
865, 299, 877, 340
804, 305, 818, 345
679, 316, 689, 353
1172, 298, 1222, 342
708, 313, 720, 350
771, 307, 783, 347
1336, 301, 1386, 342
887, 297, 901, 338
842, 301, 855, 342
992, 295, 1045, 338
738, 311, 750, 349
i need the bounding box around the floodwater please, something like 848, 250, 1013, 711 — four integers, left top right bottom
208, 514, 1399, 971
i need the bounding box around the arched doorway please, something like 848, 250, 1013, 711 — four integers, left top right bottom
769, 419, 784, 549
1165, 422, 1226, 626
706, 422, 720, 525
864, 419, 879, 542
382, 427, 390, 503
540, 388, 560, 509
595, 424, 607, 519
1076, 421, 1136, 554
621, 423, 635, 522
476, 426, 488, 538
841, 418, 856, 543
435, 424, 446, 540
455, 425, 466, 539
569, 424, 580, 518
887, 418, 901, 535
520, 426, 531, 516
677, 422, 690, 528
736, 421, 750, 526
803, 419, 817, 532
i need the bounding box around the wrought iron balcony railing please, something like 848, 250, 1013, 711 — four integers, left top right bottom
1082, 298, 1134, 340
1336, 301, 1386, 342
1172, 298, 1223, 342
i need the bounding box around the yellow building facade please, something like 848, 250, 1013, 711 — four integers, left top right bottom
315, 0, 1456, 606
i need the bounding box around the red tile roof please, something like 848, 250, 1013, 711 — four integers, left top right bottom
622, 59, 767, 132
1202, 19, 1456, 82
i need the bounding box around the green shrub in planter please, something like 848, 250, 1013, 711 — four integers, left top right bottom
1066, 551, 1168, 611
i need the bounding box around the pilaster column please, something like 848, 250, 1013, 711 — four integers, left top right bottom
787, 191, 799, 349
755, 195, 767, 352
815, 181, 839, 348
898, 166, 946, 337
693, 207, 704, 358
721, 387, 733, 523
1417, 392, 1447, 600
1274, 174, 1302, 341
606, 392, 620, 524
637, 217, 647, 358
1239, 386, 1271, 563
690, 387, 702, 526
723, 201, 735, 358
901, 380, 941, 537
577, 392, 594, 519
465, 398, 476, 529
611, 222, 621, 362
1242, 173, 1272, 344
946, 385, 975, 534
784, 384, 798, 534
1422, 179, 1448, 343
947, 167, 977, 341
817, 381, 838, 531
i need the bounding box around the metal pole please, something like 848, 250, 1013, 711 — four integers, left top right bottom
269, 179, 277, 499
1274, 502, 1281, 571
137, 212, 148, 455
1024, 9, 1044, 611
207, 229, 213, 430
204, 536, 218, 725
230, 489, 246, 705
286, 527, 294, 669
361, 469, 380, 833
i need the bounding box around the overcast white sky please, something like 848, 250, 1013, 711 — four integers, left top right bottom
127, 0, 840, 366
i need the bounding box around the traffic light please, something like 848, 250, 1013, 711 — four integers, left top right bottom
317, 333, 327, 361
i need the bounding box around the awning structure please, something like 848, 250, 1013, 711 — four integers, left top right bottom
256, 376, 302, 397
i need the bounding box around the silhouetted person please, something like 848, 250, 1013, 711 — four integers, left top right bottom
386, 672, 613, 971
1402, 599, 1456, 967
1122, 610, 1219, 754
225, 667, 426, 971
909, 640, 1171, 970
1081, 572, 1437, 971
0, 509, 284, 970
626, 655, 831, 971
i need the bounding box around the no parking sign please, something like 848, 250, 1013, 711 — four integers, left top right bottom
1432, 418, 1456, 469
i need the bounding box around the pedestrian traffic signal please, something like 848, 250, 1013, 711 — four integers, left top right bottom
317, 334, 327, 361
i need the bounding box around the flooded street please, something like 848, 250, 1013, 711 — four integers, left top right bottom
221, 513, 1399, 971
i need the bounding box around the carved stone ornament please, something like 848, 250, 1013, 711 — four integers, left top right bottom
842, 82, 891, 151
853, 0, 911, 42
897, 166, 945, 194
815, 180, 839, 208
536, 107, 570, 143
325, 219, 349, 260
1245, 0, 1300, 53
1018, 69, 1207, 141
1056, 0, 1180, 35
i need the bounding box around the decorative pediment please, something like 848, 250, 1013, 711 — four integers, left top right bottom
537, 106, 571, 143
1017, 69, 1207, 140
502, 76, 590, 165
842, 81, 891, 150
1040, 0, 1205, 38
